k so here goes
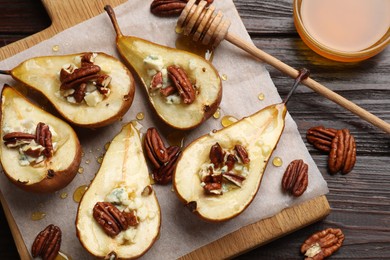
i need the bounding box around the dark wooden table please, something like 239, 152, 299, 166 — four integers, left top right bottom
1, 0, 389, 259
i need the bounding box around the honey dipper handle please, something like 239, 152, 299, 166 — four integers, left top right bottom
225, 32, 390, 134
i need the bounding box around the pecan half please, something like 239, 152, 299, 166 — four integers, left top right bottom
301, 228, 345, 260
73, 83, 87, 103
209, 142, 224, 168
328, 129, 356, 174
167, 65, 196, 104
225, 153, 237, 171
153, 146, 181, 184
160, 85, 177, 97
306, 126, 337, 152
81, 52, 96, 67
150, 71, 163, 90
235, 144, 250, 164
144, 127, 169, 168
282, 159, 309, 197
151, 0, 213, 16
223, 172, 245, 187
31, 224, 62, 260
93, 202, 129, 237
3, 132, 35, 147
36, 122, 53, 158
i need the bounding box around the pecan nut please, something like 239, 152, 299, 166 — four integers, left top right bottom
235, 144, 250, 164
328, 129, 356, 174
167, 65, 196, 104
282, 159, 309, 197
153, 146, 181, 184
209, 142, 225, 168
93, 202, 130, 237
3, 132, 35, 147
306, 126, 337, 152
31, 224, 62, 260
36, 122, 54, 158
151, 0, 214, 16
301, 228, 344, 260
144, 127, 169, 168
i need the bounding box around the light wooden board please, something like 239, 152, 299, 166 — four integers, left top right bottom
0, 0, 330, 259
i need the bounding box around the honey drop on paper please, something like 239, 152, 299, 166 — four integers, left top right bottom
73, 185, 88, 203
97, 156, 104, 164
258, 93, 265, 101
104, 142, 111, 150
31, 211, 46, 221
78, 167, 84, 174
52, 45, 60, 52
221, 74, 228, 81
55, 251, 72, 260
60, 192, 68, 199
272, 157, 283, 167
213, 108, 221, 119
85, 159, 90, 164
136, 112, 145, 120
221, 115, 238, 127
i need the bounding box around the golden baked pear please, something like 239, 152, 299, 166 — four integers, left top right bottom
105, 5, 222, 130
173, 103, 287, 221
0, 85, 81, 193
76, 123, 161, 259
0, 52, 135, 128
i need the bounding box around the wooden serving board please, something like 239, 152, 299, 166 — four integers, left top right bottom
0, 0, 330, 259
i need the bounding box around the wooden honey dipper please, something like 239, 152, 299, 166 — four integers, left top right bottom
176, 0, 390, 133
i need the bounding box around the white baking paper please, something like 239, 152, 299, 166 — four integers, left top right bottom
0, 0, 328, 259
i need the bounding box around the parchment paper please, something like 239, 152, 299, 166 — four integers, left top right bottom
0, 0, 328, 259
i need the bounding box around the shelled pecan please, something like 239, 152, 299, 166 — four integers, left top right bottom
167, 65, 196, 104
93, 202, 138, 237
301, 228, 344, 260
31, 224, 62, 260
235, 144, 250, 164
3, 132, 35, 147
36, 122, 54, 158
152, 146, 181, 184
144, 127, 169, 168
151, 0, 214, 16
281, 159, 308, 197
328, 129, 356, 174
306, 126, 337, 152
209, 142, 224, 168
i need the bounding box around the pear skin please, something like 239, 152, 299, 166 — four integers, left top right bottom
173, 103, 287, 222
76, 123, 161, 259
7, 52, 135, 128
105, 5, 222, 130
0, 85, 82, 193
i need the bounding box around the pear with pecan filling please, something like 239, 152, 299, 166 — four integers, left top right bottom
105, 5, 222, 130
76, 123, 161, 259
0, 86, 81, 193
174, 103, 287, 221
0, 52, 134, 128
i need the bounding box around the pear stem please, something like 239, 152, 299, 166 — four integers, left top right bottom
104, 5, 123, 38
283, 68, 310, 105
0, 70, 11, 75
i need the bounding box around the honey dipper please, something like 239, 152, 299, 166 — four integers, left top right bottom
176, 0, 390, 133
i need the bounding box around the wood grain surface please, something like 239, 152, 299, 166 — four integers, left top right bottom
1, 0, 389, 259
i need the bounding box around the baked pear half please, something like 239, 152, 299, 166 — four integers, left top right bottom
76, 123, 161, 259
105, 6, 222, 130
0, 85, 81, 193
3, 52, 135, 128
174, 103, 287, 221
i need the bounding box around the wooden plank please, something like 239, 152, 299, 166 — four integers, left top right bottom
0, 0, 330, 259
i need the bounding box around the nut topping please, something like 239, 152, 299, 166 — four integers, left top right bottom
3, 132, 35, 147
93, 202, 138, 237
31, 224, 62, 260
306, 126, 337, 152
150, 71, 163, 90
152, 146, 181, 184
301, 228, 345, 260
235, 144, 250, 164
36, 122, 54, 158
209, 142, 225, 168
144, 127, 169, 168
167, 65, 196, 104
328, 129, 356, 174
282, 159, 308, 197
